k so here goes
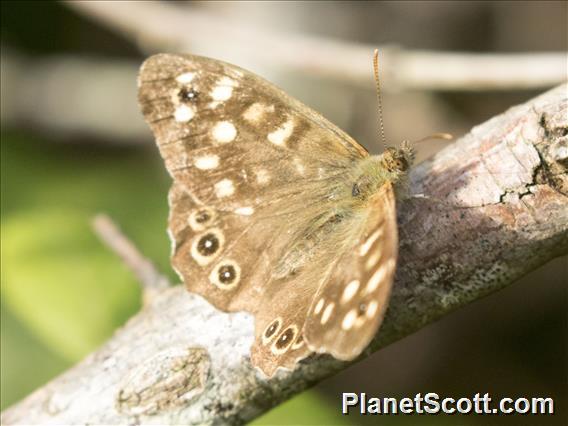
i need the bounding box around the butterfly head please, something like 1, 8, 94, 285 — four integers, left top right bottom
381, 141, 415, 175
351, 142, 414, 206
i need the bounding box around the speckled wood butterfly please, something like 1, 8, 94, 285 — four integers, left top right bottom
138, 53, 413, 377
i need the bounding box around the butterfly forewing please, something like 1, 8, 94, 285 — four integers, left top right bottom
138, 53, 399, 376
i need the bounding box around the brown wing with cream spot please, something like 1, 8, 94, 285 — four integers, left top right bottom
138, 54, 376, 376
303, 182, 398, 360
138, 53, 367, 314
250, 263, 337, 377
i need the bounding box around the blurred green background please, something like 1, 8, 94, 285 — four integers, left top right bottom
1, 1, 566, 425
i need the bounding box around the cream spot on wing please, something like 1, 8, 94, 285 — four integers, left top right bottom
359, 229, 383, 256
212, 121, 237, 143
256, 169, 270, 185
314, 298, 325, 315
235, 206, 254, 216
366, 301, 379, 318
366, 259, 395, 293
243, 102, 265, 123
342, 309, 358, 330
341, 280, 360, 304
194, 154, 219, 170
214, 179, 235, 198
293, 158, 305, 175
176, 72, 195, 84
366, 264, 387, 294
211, 77, 235, 101
321, 303, 335, 324
174, 104, 195, 122
268, 119, 294, 146
365, 251, 381, 271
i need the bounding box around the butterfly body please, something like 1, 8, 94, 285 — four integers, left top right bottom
138, 53, 413, 376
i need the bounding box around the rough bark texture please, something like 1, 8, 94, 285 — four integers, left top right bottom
2, 84, 567, 425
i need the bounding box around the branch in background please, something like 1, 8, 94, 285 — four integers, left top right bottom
0, 52, 454, 147
92, 214, 171, 303
0, 52, 147, 144
65, 1, 567, 90
2, 2, 566, 144
2, 84, 567, 425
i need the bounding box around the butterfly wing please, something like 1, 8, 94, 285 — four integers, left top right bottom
303, 182, 398, 360
139, 53, 367, 305
138, 54, 375, 375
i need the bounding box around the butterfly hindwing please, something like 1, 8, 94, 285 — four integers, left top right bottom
303, 182, 398, 360
250, 264, 337, 376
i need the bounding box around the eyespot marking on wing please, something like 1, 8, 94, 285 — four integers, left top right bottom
271, 325, 298, 354
209, 259, 241, 290
190, 228, 224, 266
188, 207, 216, 231
263, 318, 282, 345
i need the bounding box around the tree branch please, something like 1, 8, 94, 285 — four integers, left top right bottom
92, 214, 171, 304
64, 1, 567, 90
2, 84, 567, 425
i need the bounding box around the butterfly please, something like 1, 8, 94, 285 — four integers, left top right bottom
137, 53, 414, 377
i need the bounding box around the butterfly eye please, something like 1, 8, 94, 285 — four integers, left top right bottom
178, 87, 199, 103
395, 158, 409, 171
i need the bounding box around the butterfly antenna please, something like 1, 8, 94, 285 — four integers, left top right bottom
373, 49, 388, 151
413, 132, 454, 144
